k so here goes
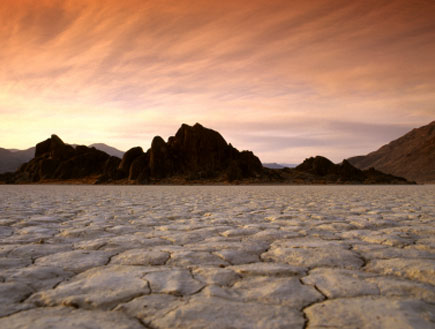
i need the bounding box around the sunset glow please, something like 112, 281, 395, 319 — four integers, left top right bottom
1, 0, 434, 162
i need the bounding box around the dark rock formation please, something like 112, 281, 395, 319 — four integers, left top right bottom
128, 154, 148, 181
8, 135, 116, 183
348, 121, 435, 183
296, 156, 338, 176
0, 124, 264, 184
0, 123, 414, 185
287, 156, 411, 184
0, 143, 124, 174
116, 123, 264, 183
118, 147, 144, 175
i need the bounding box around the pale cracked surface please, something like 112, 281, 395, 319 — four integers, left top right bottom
0, 185, 434, 329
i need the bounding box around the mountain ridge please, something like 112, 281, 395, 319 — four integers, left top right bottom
348, 121, 435, 183
262, 162, 297, 169
0, 147, 35, 173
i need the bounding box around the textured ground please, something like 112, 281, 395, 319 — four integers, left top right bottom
0, 185, 434, 329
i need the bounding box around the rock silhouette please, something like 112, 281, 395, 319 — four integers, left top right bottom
281, 156, 411, 184
115, 123, 264, 183
0, 123, 413, 185
8, 135, 114, 183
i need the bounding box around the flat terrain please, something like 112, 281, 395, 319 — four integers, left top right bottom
0, 185, 434, 328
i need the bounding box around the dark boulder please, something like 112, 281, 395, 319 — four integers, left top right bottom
95, 156, 123, 184
129, 154, 149, 181
118, 147, 144, 176
149, 136, 174, 178
104, 156, 123, 179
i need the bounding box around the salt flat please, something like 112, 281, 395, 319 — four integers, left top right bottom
0, 185, 434, 328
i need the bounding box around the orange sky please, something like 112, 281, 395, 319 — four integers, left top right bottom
1, 0, 434, 162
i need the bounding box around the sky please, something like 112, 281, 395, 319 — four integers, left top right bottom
1, 0, 434, 163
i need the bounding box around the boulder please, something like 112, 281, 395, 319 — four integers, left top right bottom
118, 147, 144, 176
149, 136, 173, 179
129, 154, 149, 181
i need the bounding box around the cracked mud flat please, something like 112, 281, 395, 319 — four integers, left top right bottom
0, 185, 434, 329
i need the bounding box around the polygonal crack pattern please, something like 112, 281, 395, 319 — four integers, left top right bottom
0, 185, 434, 329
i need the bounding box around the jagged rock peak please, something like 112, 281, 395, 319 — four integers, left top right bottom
46, 134, 63, 144
171, 122, 228, 151
34, 134, 73, 159
115, 122, 264, 182
151, 136, 166, 149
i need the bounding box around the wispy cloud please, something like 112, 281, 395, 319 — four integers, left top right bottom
0, 0, 434, 162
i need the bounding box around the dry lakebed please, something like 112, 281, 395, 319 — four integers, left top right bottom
0, 185, 434, 328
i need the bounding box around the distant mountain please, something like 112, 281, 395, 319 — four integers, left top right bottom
0, 147, 34, 173
347, 121, 435, 183
263, 162, 297, 169
89, 143, 124, 158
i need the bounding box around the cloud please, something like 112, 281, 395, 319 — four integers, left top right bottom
0, 0, 434, 162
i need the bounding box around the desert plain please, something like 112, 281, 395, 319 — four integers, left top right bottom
0, 185, 434, 328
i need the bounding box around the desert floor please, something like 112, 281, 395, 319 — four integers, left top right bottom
0, 185, 434, 328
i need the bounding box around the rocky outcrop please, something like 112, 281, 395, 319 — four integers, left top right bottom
285, 156, 411, 184
1, 124, 264, 184
0, 124, 414, 185
7, 135, 118, 183
295, 156, 338, 176
348, 121, 435, 183
115, 123, 264, 183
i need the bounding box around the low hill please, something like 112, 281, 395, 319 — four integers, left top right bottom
89, 143, 124, 158
0, 147, 35, 173
348, 121, 435, 183
263, 162, 297, 169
